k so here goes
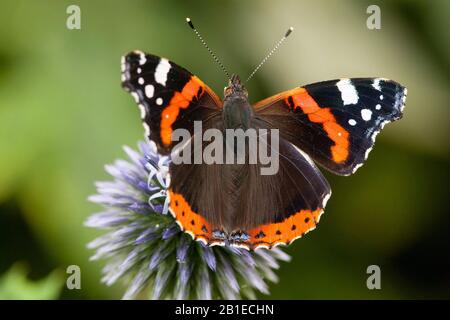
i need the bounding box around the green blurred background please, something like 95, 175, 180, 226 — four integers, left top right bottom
0, 0, 449, 299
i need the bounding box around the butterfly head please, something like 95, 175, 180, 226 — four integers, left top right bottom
224, 74, 248, 100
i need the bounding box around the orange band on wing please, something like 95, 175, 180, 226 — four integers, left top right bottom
286, 88, 349, 163
169, 189, 324, 250
247, 208, 322, 249
160, 76, 205, 146
168, 189, 213, 244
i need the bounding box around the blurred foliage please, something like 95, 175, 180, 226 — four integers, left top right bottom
0, 0, 448, 299
0, 263, 63, 299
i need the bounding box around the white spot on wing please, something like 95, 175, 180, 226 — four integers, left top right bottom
352, 118, 392, 174
138, 77, 144, 85
315, 209, 325, 223
337, 79, 359, 105
352, 163, 364, 174
145, 84, 154, 98
348, 119, 357, 126
185, 230, 195, 239
138, 104, 146, 119
364, 146, 373, 160
372, 78, 381, 91
273, 242, 288, 248
401, 87, 408, 112
361, 109, 372, 121
143, 122, 150, 137
375, 104, 381, 110
139, 53, 146, 65
121, 56, 126, 72
322, 192, 331, 209
156, 97, 163, 105
131, 92, 139, 103
155, 58, 171, 86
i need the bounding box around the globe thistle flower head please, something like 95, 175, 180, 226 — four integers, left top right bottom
86, 141, 291, 299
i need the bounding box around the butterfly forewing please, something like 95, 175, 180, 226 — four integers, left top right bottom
121, 51, 222, 155
254, 78, 407, 175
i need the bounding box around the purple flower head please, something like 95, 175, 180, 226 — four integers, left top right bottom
86, 140, 290, 299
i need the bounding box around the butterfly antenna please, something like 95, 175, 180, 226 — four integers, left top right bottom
245, 27, 294, 83
186, 17, 231, 81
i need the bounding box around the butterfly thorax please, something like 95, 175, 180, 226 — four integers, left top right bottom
223, 75, 254, 130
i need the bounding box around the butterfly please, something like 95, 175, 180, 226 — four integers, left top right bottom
121, 24, 406, 250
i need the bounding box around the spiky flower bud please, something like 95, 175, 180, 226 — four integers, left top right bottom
86, 141, 291, 299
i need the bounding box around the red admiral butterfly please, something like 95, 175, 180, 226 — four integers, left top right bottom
121, 19, 407, 250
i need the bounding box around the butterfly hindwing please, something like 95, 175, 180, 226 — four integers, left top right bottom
167, 120, 331, 249
254, 78, 407, 175
121, 51, 222, 154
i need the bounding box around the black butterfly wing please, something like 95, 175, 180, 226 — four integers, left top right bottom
254, 78, 407, 175
121, 51, 222, 154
